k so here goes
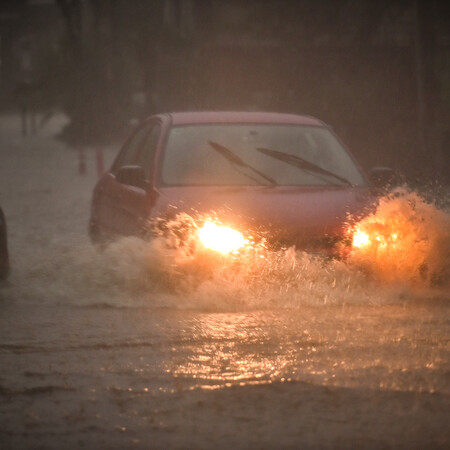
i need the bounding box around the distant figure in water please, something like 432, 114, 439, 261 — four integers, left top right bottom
14, 37, 42, 136
15, 80, 40, 136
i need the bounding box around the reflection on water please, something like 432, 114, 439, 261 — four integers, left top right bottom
171, 313, 291, 386
165, 306, 449, 395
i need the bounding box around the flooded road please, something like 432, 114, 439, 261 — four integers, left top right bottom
1, 299, 448, 448
0, 115, 449, 448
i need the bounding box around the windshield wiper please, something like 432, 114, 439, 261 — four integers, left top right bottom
208, 141, 277, 186
256, 147, 353, 187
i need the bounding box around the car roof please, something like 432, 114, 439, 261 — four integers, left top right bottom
165, 111, 325, 127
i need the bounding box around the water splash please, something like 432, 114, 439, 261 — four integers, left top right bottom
345, 188, 450, 288
5, 189, 448, 311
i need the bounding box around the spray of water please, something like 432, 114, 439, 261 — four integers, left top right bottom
5, 189, 448, 310
345, 188, 449, 288
94, 188, 449, 309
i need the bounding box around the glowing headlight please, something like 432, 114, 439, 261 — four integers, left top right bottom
198, 221, 246, 254
352, 229, 370, 248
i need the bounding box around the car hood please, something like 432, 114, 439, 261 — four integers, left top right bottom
151, 185, 374, 245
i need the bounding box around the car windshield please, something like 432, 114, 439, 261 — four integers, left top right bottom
160, 124, 367, 187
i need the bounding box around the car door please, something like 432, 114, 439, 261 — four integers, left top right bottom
96, 122, 152, 235
113, 122, 161, 236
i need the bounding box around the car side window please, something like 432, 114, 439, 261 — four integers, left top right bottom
112, 124, 151, 174
135, 124, 160, 180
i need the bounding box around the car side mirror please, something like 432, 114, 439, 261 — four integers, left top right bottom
369, 167, 399, 189
116, 165, 146, 189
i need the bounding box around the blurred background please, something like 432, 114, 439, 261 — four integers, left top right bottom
0, 0, 449, 182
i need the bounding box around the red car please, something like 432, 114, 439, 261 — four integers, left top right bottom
90, 112, 382, 253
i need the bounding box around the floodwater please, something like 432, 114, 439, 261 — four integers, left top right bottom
0, 115, 449, 448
